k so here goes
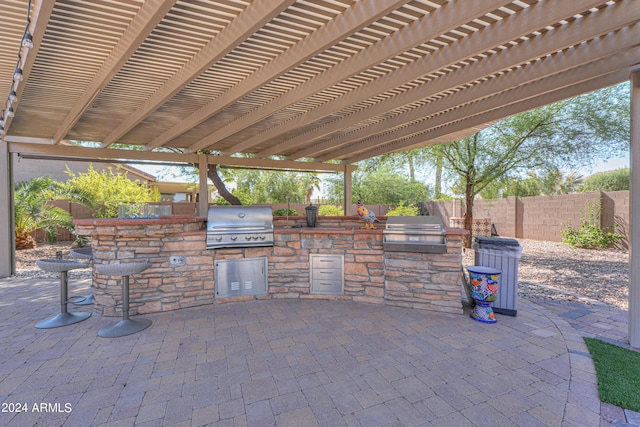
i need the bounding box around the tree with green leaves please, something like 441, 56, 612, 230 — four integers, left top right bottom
442, 83, 629, 245
212, 167, 322, 205
324, 165, 430, 205
478, 176, 541, 199
366, 145, 449, 199
62, 164, 160, 218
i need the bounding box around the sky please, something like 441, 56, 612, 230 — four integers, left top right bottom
587, 156, 629, 174
136, 154, 631, 184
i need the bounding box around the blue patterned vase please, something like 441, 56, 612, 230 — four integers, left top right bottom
467, 266, 501, 323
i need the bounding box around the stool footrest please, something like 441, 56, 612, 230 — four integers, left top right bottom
72, 294, 95, 305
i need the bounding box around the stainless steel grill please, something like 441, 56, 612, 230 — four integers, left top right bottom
206, 206, 274, 249
383, 216, 447, 253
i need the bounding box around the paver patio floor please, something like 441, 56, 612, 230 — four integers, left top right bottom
0, 277, 611, 426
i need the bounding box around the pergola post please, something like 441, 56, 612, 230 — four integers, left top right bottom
343, 164, 355, 216
198, 153, 209, 218
0, 140, 14, 278
630, 70, 640, 348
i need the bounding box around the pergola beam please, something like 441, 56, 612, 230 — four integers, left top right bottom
2, 0, 54, 133
0, 140, 13, 278
103, 0, 297, 148
187, 0, 512, 153
198, 153, 209, 218
0, 0, 54, 279
282, 1, 640, 160
7, 142, 349, 173
243, 0, 611, 158
52, 0, 178, 144
145, 0, 411, 151
630, 68, 640, 348
344, 70, 629, 163
313, 41, 640, 162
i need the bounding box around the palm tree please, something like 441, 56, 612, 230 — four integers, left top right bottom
305, 174, 321, 204
529, 168, 584, 196
14, 177, 85, 249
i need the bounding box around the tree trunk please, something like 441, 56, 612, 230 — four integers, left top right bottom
408, 152, 416, 182
16, 232, 36, 250
207, 164, 242, 205
435, 156, 443, 199
463, 179, 474, 248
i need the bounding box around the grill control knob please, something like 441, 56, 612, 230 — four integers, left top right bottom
245, 235, 251, 240
215, 236, 222, 241
230, 235, 237, 241
259, 235, 266, 240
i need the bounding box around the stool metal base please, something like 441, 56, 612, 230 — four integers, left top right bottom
35, 311, 91, 329
98, 317, 152, 338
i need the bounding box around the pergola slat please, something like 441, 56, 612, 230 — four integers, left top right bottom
0, 0, 637, 171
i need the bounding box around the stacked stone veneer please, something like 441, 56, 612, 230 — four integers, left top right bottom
75, 216, 466, 316
74, 216, 212, 316
384, 237, 464, 314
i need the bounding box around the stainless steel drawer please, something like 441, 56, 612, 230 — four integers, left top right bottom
310, 254, 343, 295
312, 280, 343, 295
311, 256, 342, 270
312, 268, 343, 282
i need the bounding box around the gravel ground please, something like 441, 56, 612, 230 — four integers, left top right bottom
463, 239, 629, 310
15, 242, 93, 280
15, 239, 630, 310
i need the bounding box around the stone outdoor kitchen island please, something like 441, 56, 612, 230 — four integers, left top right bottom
74, 216, 467, 317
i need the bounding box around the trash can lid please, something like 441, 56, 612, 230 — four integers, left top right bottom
474, 236, 520, 247
466, 266, 501, 275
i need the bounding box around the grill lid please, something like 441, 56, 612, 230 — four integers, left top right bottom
207, 206, 273, 231
383, 216, 447, 253
384, 216, 444, 231
206, 206, 274, 249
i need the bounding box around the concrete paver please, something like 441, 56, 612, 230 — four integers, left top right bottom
0, 277, 637, 426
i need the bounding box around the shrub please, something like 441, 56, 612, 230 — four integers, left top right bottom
14, 177, 77, 249
318, 205, 343, 216
385, 203, 419, 216
63, 165, 160, 218
273, 208, 299, 216
581, 168, 630, 192
561, 200, 623, 249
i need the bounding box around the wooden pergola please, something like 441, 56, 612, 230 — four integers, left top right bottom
1, 0, 640, 343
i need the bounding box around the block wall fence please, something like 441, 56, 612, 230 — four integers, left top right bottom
426, 190, 630, 249
35, 192, 630, 248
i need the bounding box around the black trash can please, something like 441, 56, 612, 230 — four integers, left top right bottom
472, 237, 522, 316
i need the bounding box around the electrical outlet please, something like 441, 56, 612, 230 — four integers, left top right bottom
169, 256, 186, 267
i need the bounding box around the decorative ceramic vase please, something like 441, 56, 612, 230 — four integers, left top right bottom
467, 266, 501, 323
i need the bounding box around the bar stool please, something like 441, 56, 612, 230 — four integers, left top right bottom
96, 261, 152, 338
35, 259, 92, 329
70, 247, 95, 305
